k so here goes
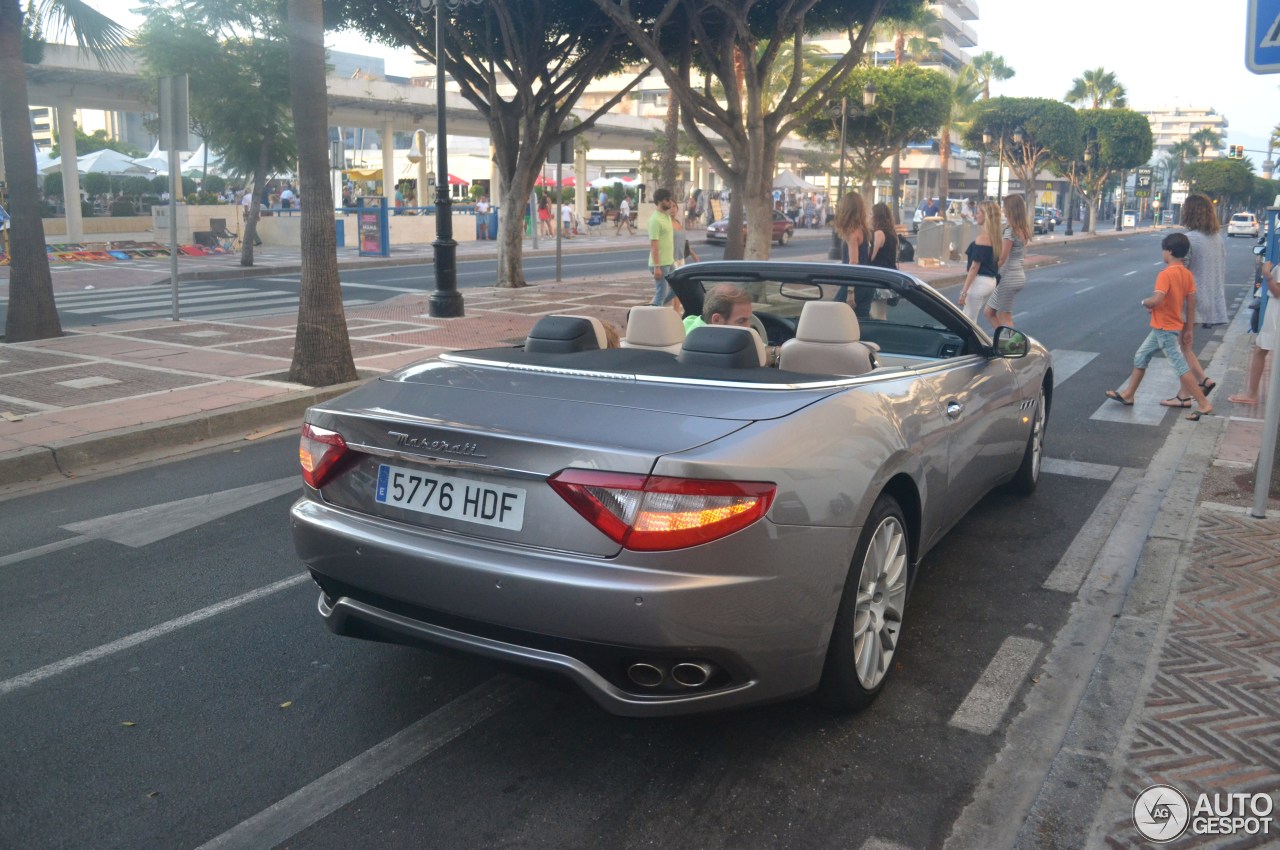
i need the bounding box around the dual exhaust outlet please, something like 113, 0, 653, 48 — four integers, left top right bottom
627, 660, 716, 689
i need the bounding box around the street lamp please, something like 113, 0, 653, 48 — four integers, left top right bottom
420, 0, 482, 318
828, 81, 877, 260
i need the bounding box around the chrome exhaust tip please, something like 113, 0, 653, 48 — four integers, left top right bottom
670, 662, 714, 688
627, 663, 665, 688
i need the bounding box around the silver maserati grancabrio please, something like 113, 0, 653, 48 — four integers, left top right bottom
291, 261, 1052, 717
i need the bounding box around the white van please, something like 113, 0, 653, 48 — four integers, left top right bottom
1228, 212, 1259, 238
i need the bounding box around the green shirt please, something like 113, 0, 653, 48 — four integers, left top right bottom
647, 210, 674, 268
682, 315, 706, 334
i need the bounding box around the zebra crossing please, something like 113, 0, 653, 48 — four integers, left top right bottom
36, 282, 375, 322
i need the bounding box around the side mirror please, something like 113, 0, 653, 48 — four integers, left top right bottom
992, 326, 1029, 359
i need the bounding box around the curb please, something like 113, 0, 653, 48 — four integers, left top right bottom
0, 379, 365, 491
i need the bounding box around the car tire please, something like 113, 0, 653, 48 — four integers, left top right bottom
1008, 384, 1047, 495
778, 229, 792, 246
818, 493, 910, 713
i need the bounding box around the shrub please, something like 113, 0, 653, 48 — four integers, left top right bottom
110, 199, 136, 217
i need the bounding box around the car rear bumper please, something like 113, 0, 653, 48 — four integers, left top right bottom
291, 496, 855, 716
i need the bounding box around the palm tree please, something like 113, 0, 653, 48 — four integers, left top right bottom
284, 0, 356, 387
971, 51, 1014, 100
1, 0, 127, 342
1191, 127, 1222, 159
880, 6, 942, 66
1064, 67, 1127, 108
937, 64, 980, 204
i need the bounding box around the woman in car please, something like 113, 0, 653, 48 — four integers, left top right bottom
958, 201, 1001, 325
985, 194, 1032, 328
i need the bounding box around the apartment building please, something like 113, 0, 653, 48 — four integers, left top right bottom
1137, 107, 1229, 159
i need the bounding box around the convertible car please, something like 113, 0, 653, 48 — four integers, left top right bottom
291, 262, 1052, 717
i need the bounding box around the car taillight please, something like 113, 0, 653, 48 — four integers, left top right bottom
299, 423, 348, 488
548, 469, 775, 551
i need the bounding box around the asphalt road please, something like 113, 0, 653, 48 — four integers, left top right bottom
0, 234, 1260, 849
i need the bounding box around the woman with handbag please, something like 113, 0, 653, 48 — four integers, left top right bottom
958, 201, 1001, 325
985, 194, 1032, 328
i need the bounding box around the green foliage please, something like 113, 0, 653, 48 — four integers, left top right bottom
1064, 67, 1127, 108
43, 171, 63, 199
122, 176, 153, 196
133, 0, 295, 183
50, 125, 141, 158
110, 199, 136, 216
1184, 158, 1254, 203
800, 64, 950, 193
1250, 177, 1278, 208
971, 51, 1014, 99
203, 174, 228, 193
82, 172, 111, 195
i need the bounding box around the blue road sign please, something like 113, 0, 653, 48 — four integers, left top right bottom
1249, 0, 1280, 72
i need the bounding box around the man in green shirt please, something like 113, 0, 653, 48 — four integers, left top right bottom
682, 284, 755, 333
648, 188, 676, 305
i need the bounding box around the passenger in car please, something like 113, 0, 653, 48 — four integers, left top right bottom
682, 284, 754, 334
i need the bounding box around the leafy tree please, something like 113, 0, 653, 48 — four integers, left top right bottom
1190, 127, 1221, 159
967, 96, 1082, 211
2, 0, 128, 341
936, 64, 980, 204
971, 50, 1013, 100
334, 0, 653, 288
134, 0, 296, 268
1250, 176, 1278, 209
1048, 108, 1152, 233
1064, 67, 1127, 108
800, 64, 949, 198
590, 0, 922, 259
1184, 158, 1254, 210
880, 3, 941, 65
285, 0, 357, 386
49, 125, 142, 158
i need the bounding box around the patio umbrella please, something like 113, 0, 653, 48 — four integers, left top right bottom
43, 148, 153, 175
535, 173, 574, 187
589, 175, 629, 188
448, 173, 469, 185
131, 142, 178, 175
772, 170, 821, 192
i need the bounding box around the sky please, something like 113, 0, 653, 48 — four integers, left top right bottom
89, 0, 1280, 157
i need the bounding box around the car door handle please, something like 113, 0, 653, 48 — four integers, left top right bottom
946, 401, 964, 419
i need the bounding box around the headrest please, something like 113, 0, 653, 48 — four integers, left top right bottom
525, 315, 608, 353
621, 306, 685, 350
796, 300, 862, 343
678, 325, 767, 369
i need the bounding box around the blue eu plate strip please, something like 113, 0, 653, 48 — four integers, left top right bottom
376, 464, 389, 502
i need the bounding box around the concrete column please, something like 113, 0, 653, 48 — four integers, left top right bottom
490, 142, 499, 207
57, 102, 83, 242
382, 120, 396, 199
574, 144, 587, 227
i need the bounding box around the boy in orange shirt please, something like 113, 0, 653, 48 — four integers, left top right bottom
1104, 232, 1213, 420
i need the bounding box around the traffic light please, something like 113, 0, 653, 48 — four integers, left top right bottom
1227, 144, 1245, 159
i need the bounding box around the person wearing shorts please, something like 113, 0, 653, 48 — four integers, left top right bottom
1104, 232, 1213, 420
1228, 257, 1280, 406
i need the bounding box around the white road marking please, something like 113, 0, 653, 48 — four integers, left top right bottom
1123, 270, 1138, 276
0, 537, 86, 569
1047, 349, 1098, 387
949, 636, 1044, 735
1092, 358, 1179, 425
195, 676, 527, 850
860, 840, 913, 850
0, 573, 309, 697
1074, 286, 1094, 295
1040, 458, 1119, 481
1043, 467, 1143, 593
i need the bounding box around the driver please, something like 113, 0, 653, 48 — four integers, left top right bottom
683, 284, 754, 334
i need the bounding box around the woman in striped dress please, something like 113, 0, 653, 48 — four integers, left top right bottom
985, 193, 1031, 329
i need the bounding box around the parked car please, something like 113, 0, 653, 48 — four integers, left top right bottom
291, 261, 1052, 717
1228, 212, 1260, 238
706, 209, 795, 245
1033, 206, 1056, 234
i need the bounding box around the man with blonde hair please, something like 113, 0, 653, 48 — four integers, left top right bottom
683, 284, 754, 333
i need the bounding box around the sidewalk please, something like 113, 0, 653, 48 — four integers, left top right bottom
2, 219, 1276, 845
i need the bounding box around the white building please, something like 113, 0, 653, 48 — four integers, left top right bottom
1137, 107, 1229, 159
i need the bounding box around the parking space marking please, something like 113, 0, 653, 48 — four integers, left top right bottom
196, 676, 527, 850
949, 636, 1044, 736
0, 574, 309, 697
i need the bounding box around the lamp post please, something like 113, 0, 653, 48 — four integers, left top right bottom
828, 81, 877, 260
420, 0, 481, 318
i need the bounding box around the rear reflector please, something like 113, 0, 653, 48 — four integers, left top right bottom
548, 469, 775, 551
299, 423, 348, 488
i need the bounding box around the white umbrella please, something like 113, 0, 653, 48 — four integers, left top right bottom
180, 143, 223, 176
589, 175, 630, 188
48, 148, 154, 175
132, 142, 176, 175
773, 170, 821, 191
34, 147, 56, 173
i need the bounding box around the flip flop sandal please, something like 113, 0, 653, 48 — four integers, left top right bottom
1199, 378, 1216, 395
1105, 390, 1133, 406
1186, 410, 1215, 421
1160, 396, 1193, 408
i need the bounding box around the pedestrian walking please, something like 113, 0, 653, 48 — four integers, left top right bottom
647, 188, 677, 306
616, 194, 634, 235
832, 191, 872, 309
538, 195, 553, 236
958, 200, 1001, 325
1176, 193, 1225, 399
868, 202, 898, 269
985, 194, 1032, 328
475, 195, 490, 240
1228, 256, 1280, 406
1104, 232, 1213, 420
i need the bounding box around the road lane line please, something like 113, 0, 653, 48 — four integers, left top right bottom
0, 537, 87, 569
1123, 270, 1138, 276
1074, 286, 1094, 294
948, 636, 1044, 735
0, 574, 309, 697
1043, 467, 1144, 593
195, 676, 526, 850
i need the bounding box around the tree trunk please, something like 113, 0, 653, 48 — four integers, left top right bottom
660, 96, 678, 194
285, 0, 356, 387
1, 0, 61, 342
240, 140, 270, 267
938, 127, 952, 209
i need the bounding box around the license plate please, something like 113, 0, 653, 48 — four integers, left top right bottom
375, 463, 525, 531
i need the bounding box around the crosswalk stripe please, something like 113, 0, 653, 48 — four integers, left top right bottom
1092, 358, 1179, 425
1047, 349, 1098, 387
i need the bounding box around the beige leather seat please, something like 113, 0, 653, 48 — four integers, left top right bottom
778, 301, 879, 376
621, 306, 684, 354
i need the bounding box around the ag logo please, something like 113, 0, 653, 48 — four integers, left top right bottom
1134, 784, 1191, 842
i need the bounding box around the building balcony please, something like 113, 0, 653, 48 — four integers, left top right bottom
935, 0, 979, 21
932, 3, 978, 46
